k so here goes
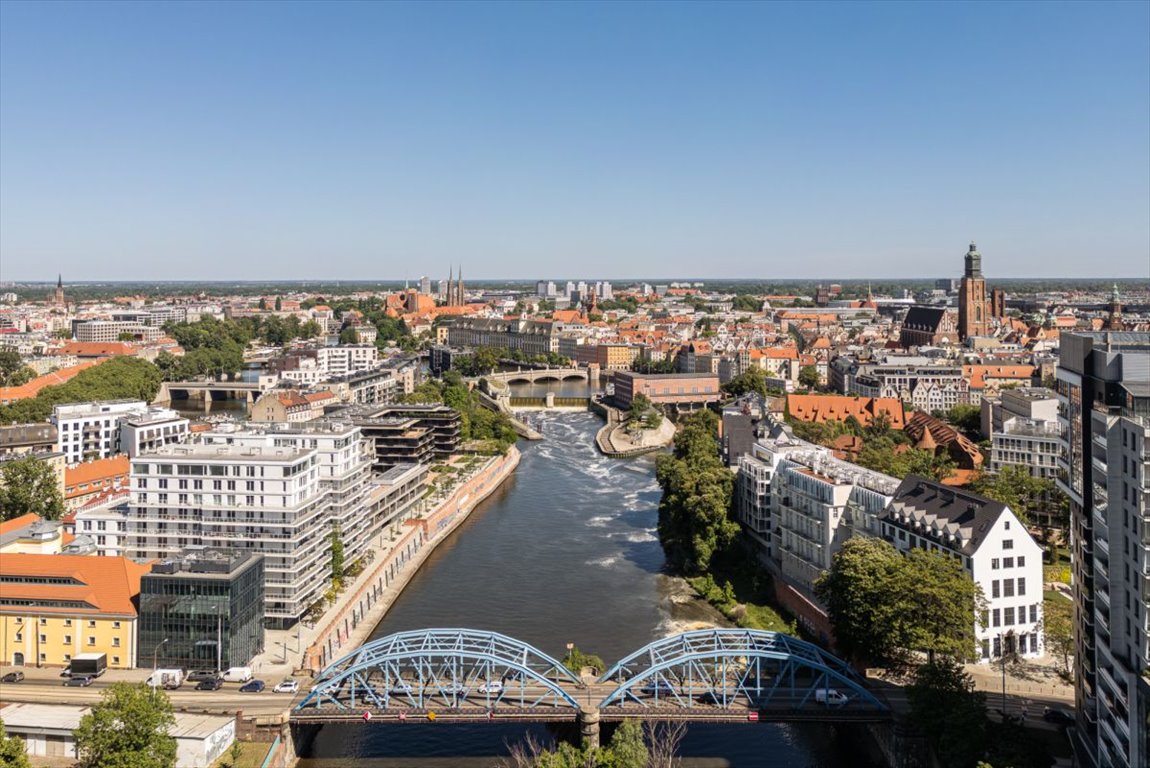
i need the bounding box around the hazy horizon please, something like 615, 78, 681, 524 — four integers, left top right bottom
2, 2, 1148, 281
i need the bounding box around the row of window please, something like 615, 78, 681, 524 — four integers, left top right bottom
990, 556, 1026, 569
991, 578, 1027, 598
23, 652, 122, 665
14, 633, 120, 647
988, 603, 1041, 627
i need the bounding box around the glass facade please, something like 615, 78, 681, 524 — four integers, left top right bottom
137, 551, 264, 672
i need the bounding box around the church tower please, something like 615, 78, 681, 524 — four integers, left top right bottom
957, 242, 990, 340
53, 274, 66, 308
1105, 284, 1125, 331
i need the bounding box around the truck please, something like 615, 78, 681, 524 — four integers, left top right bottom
221, 666, 253, 683
814, 688, 850, 706
69, 653, 107, 678
146, 668, 185, 689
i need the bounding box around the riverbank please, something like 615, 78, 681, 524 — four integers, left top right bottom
250, 447, 521, 683
594, 403, 676, 457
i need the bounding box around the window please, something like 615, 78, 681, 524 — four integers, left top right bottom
112, 637, 120, 647
1030, 604, 1038, 623
1004, 520, 1011, 530
112, 621, 121, 629
1017, 578, 1026, 596
87, 620, 96, 628
993, 637, 1001, 658
64, 635, 71, 644
113, 656, 120, 665
39, 634, 46, 643
87, 636, 96, 646
1004, 579, 1015, 598
64, 619, 72, 627
1002, 539, 1014, 550
14, 633, 21, 642
1017, 556, 1025, 567
1004, 607, 1015, 625
39, 618, 47, 626
39, 653, 46, 662
1004, 557, 1014, 568
992, 609, 1000, 627
992, 558, 1000, 570
992, 580, 1000, 598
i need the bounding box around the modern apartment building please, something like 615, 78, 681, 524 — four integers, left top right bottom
118, 407, 190, 458
71, 319, 164, 343
126, 422, 378, 628
883, 477, 1045, 662
52, 400, 147, 463
137, 549, 265, 673
1056, 331, 1150, 768
982, 387, 1063, 529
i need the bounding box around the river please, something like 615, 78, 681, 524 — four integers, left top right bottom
298, 407, 871, 767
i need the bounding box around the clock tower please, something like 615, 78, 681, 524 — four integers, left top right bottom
958, 243, 990, 340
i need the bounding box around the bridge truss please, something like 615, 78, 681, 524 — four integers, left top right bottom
596, 629, 887, 715
295, 629, 583, 715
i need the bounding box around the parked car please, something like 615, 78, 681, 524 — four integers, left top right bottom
186, 670, 218, 683
1043, 706, 1075, 727
273, 679, 300, 694
195, 678, 224, 691
239, 679, 265, 693
478, 681, 503, 695
1, 671, 25, 684
222, 666, 253, 683
640, 680, 675, 696
64, 675, 93, 687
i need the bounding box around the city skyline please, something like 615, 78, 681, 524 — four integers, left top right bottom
1, 1, 1148, 280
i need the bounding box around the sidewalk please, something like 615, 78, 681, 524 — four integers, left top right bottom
965, 655, 1075, 702
247, 449, 519, 685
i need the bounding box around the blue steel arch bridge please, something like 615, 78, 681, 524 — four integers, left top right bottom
292, 628, 890, 726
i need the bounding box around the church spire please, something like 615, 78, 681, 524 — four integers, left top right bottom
57, 273, 63, 289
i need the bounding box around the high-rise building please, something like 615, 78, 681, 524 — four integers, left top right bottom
958, 242, 991, 340
1056, 331, 1150, 768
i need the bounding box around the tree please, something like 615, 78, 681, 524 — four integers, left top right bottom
1044, 594, 1074, 678
330, 523, 345, 591
946, 404, 983, 437
907, 659, 988, 768
0, 456, 65, 521
300, 319, 323, 339
815, 538, 910, 667
655, 410, 740, 574
258, 297, 268, 310
274, 296, 282, 311
339, 326, 360, 344
0, 718, 30, 768
73, 682, 177, 768
722, 367, 769, 399
967, 465, 1054, 528
798, 364, 820, 390
0, 349, 35, 387
898, 548, 984, 662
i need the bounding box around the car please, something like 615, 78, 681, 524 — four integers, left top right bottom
273, 679, 300, 694
239, 679, 265, 693
815, 688, 850, 706
696, 691, 724, 705
186, 670, 218, 683
640, 680, 675, 696
1, 671, 25, 684
195, 678, 224, 691
478, 681, 503, 695
439, 682, 467, 696
1043, 706, 1075, 727
64, 675, 93, 687
59, 668, 73, 678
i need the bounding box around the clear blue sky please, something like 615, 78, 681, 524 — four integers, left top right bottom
1, 0, 1147, 281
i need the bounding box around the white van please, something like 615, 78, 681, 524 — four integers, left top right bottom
221, 666, 253, 683
814, 688, 850, 706
146, 669, 185, 689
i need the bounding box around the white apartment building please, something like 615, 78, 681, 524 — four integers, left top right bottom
882, 477, 1045, 662
71, 491, 131, 557
119, 407, 190, 458
52, 400, 148, 463
735, 429, 899, 592
71, 319, 164, 343
317, 345, 378, 377
127, 422, 422, 628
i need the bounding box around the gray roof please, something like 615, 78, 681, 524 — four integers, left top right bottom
901, 306, 948, 332
883, 475, 1008, 556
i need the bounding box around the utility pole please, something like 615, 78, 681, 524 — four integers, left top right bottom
216, 607, 222, 674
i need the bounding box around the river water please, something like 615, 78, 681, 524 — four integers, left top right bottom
299, 407, 868, 767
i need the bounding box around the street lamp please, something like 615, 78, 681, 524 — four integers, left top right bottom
152, 638, 169, 699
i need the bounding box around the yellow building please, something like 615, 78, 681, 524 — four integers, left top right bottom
0, 553, 149, 669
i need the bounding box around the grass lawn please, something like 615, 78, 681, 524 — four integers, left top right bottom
687, 552, 794, 634
210, 741, 272, 768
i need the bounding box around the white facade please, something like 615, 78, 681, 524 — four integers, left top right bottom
883, 481, 1045, 663
118, 407, 190, 458
127, 422, 378, 627
72, 491, 131, 557
317, 344, 378, 377
52, 400, 147, 463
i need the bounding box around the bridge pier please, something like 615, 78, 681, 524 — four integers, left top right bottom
578, 708, 600, 750
545, 392, 555, 408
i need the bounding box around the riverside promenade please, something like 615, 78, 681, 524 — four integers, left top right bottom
250, 447, 521, 684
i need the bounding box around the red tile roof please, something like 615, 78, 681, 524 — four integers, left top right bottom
0, 554, 150, 616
